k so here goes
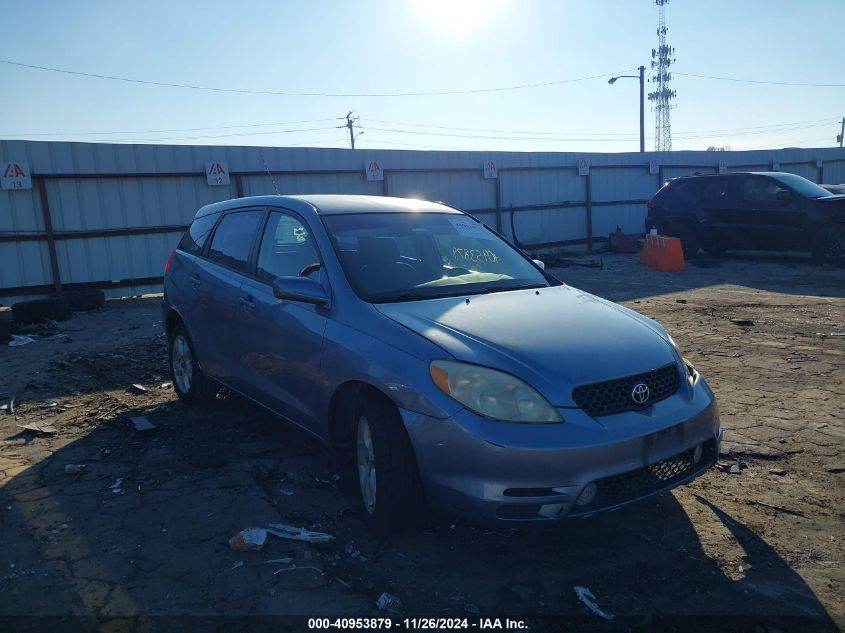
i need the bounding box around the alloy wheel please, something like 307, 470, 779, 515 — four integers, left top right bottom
356, 416, 377, 514
171, 334, 193, 394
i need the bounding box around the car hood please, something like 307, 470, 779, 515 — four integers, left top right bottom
374, 284, 679, 407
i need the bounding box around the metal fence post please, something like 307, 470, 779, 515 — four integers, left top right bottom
585, 172, 593, 252
35, 176, 62, 294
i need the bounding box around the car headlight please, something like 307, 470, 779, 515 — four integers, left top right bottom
667, 334, 700, 385
430, 360, 562, 423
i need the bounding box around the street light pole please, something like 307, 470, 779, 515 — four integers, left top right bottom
609, 67, 646, 153
639, 65, 645, 153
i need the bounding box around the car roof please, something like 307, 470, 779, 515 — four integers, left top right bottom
672, 171, 800, 180
194, 194, 462, 219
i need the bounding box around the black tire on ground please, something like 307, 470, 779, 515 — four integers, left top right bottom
168, 323, 219, 405
0, 310, 11, 342
664, 221, 701, 259
811, 228, 845, 264
59, 289, 106, 312
353, 393, 426, 534
702, 243, 727, 256
11, 297, 72, 323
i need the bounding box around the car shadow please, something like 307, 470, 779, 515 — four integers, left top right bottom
548, 251, 845, 303
0, 393, 839, 631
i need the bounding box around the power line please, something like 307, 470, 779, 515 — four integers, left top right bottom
675, 72, 845, 88
0, 58, 636, 97
363, 115, 841, 138
365, 126, 640, 142
0, 117, 344, 137
83, 125, 340, 143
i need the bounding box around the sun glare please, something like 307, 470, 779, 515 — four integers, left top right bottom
415, 0, 500, 37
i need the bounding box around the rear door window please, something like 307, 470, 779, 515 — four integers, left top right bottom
206, 210, 264, 273
256, 211, 322, 282
180, 213, 219, 254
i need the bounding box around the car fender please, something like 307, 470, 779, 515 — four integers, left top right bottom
315, 318, 463, 443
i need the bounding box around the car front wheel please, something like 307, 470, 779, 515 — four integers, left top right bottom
354, 394, 424, 533
168, 323, 218, 405
811, 229, 844, 264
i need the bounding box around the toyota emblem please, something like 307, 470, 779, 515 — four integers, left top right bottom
631, 382, 650, 405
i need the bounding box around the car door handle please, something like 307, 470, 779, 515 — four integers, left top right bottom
188, 274, 201, 287
240, 294, 256, 312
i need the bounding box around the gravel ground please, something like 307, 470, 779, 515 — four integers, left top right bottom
0, 252, 843, 632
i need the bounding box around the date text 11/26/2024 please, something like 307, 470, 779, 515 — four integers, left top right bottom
308, 618, 529, 630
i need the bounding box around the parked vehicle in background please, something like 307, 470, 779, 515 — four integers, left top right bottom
646, 172, 845, 262
821, 183, 845, 196
163, 194, 722, 532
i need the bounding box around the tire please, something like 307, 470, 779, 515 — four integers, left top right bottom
0, 310, 11, 342
811, 228, 845, 264
664, 221, 701, 259
353, 393, 425, 534
11, 297, 71, 323
60, 289, 106, 312
168, 323, 219, 405
702, 243, 727, 257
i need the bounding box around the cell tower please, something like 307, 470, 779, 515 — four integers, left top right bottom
648, 0, 676, 151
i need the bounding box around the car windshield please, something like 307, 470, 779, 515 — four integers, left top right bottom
322, 212, 550, 302
772, 173, 832, 199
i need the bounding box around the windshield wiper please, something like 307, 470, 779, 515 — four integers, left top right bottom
471, 283, 547, 295
371, 292, 436, 304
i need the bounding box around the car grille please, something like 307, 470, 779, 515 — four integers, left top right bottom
568, 439, 717, 517
572, 363, 679, 417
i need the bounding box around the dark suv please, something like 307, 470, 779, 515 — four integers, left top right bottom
645, 172, 845, 262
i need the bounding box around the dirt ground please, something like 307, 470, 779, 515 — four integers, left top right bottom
1, 251, 843, 632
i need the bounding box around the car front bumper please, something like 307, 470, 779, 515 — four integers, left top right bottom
400, 380, 722, 523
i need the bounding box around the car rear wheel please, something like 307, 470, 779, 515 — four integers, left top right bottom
168, 323, 218, 405
353, 393, 424, 533
664, 221, 700, 259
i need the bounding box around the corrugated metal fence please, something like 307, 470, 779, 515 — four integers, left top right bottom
1, 140, 844, 305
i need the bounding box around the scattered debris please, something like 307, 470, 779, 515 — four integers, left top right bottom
129, 384, 147, 394
729, 464, 741, 475
41, 402, 58, 409
229, 527, 268, 552
3, 397, 14, 415
267, 523, 334, 544
826, 465, 845, 474
769, 468, 787, 476
264, 558, 294, 565
17, 420, 58, 434
750, 500, 805, 517
160, 381, 173, 389
376, 592, 403, 613
574, 586, 614, 620
232, 560, 244, 570
64, 464, 85, 474
280, 488, 295, 496
130, 416, 156, 432
675, 299, 688, 304
272, 564, 324, 576
730, 319, 754, 327
8, 335, 36, 347
109, 478, 124, 494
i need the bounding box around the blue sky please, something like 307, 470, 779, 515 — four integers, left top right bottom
1, 0, 843, 152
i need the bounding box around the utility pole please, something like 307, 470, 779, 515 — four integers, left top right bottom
838, 116, 844, 148
344, 111, 362, 149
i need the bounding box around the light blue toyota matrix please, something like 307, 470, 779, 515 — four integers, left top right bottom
163, 194, 722, 531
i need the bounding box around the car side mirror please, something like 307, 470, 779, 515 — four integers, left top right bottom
775, 189, 792, 203
532, 259, 546, 271
272, 276, 329, 306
